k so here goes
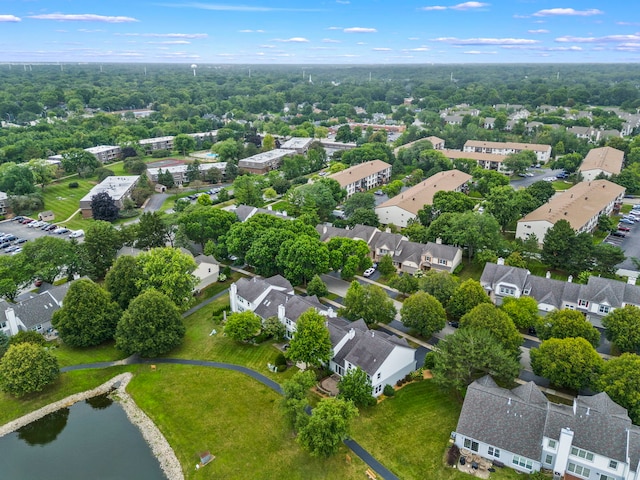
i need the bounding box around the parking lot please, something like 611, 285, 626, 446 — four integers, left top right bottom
0, 218, 80, 255
608, 212, 640, 271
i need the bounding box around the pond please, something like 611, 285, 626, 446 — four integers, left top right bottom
0, 394, 166, 480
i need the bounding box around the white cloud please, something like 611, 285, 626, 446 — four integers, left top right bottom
159, 3, 323, 12
239, 29, 265, 33
556, 34, 640, 43
433, 37, 539, 45
344, 27, 377, 33
119, 33, 208, 38
259, 44, 276, 48
533, 8, 603, 17
617, 22, 640, 26
547, 46, 582, 51
356, 42, 367, 45
421, 2, 488, 11
273, 37, 309, 43
372, 47, 392, 51
327, 26, 342, 30
28, 13, 139, 23
409, 46, 430, 51
0, 15, 21, 22
464, 50, 497, 54
528, 29, 549, 34
146, 40, 191, 44
408, 37, 420, 40
78, 28, 105, 33
616, 43, 640, 51
322, 38, 341, 43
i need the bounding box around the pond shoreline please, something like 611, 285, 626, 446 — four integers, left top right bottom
0, 372, 184, 480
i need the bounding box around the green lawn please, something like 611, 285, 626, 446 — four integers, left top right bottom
351, 380, 522, 480
41, 178, 97, 222
0, 366, 128, 425
51, 340, 127, 367
127, 365, 367, 480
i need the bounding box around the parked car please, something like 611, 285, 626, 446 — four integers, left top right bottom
3, 235, 16, 242
39, 222, 50, 230
43, 224, 57, 231
14, 238, 27, 244
53, 228, 69, 235
11, 216, 24, 222
5, 245, 19, 253
69, 230, 84, 238
618, 225, 631, 232
21, 218, 34, 224
448, 321, 460, 328
620, 218, 635, 225
363, 267, 376, 277
28, 221, 43, 228
611, 231, 626, 238
10, 248, 22, 255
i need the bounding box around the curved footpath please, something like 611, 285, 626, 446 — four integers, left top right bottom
55, 356, 400, 479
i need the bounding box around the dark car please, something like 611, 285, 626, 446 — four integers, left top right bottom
448, 321, 459, 328
611, 231, 626, 238
527, 327, 537, 336
11, 216, 24, 222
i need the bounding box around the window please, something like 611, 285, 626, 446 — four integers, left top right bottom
601, 476, 613, 480
438, 258, 448, 266
512, 456, 533, 470
377, 373, 381, 380
547, 439, 556, 449
544, 455, 553, 465
499, 286, 516, 296
374, 384, 383, 394
571, 447, 594, 462
463, 438, 479, 452
599, 304, 611, 314
609, 460, 618, 470
567, 462, 590, 478
0, 321, 6, 329
578, 299, 589, 307
488, 447, 500, 458
380, 248, 389, 255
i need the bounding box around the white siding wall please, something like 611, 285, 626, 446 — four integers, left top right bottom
516, 220, 554, 244
375, 205, 416, 228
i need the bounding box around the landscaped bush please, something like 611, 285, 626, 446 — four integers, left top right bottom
446, 444, 460, 466
274, 353, 287, 367
410, 369, 424, 381
151, 149, 171, 158
423, 351, 436, 369
68, 182, 79, 188
276, 364, 287, 372
383, 384, 395, 397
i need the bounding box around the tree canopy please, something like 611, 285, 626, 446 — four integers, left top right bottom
460, 303, 523, 356
400, 291, 446, 338
297, 397, 358, 457
287, 309, 333, 368
602, 305, 640, 354
446, 279, 491, 321
338, 367, 376, 408
224, 311, 262, 343
341, 281, 397, 326
0, 343, 59, 397
536, 309, 601, 348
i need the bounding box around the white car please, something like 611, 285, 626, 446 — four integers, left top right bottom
69, 229, 84, 238
363, 267, 376, 277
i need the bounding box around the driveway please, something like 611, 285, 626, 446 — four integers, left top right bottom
143, 193, 168, 212
510, 168, 565, 188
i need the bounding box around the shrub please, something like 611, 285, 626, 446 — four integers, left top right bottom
383, 384, 395, 397
423, 351, 436, 369
275, 353, 287, 366
68, 182, 79, 188
410, 369, 424, 381
10, 331, 46, 347
151, 149, 171, 158
222, 266, 232, 277
277, 364, 287, 372
446, 444, 460, 466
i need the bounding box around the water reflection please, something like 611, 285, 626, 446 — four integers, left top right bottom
85, 393, 113, 410
17, 408, 70, 446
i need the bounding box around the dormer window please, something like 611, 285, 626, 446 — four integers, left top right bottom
598, 305, 610, 314
578, 299, 589, 307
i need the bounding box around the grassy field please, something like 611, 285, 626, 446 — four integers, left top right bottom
51, 340, 127, 368
351, 380, 522, 480
127, 365, 367, 480
41, 178, 97, 222
0, 366, 127, 426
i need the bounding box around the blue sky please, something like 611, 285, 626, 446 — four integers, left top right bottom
0, 1, 637, 63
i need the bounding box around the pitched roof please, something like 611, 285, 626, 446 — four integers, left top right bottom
329, 160, 392, 188
579, 146, 625, 175
13, 291, 61, 329
235, 275, 293, 303
518, 180, 625, 231
464, 140, 552, 153
442, 149, 508, 164
376, 169, 472, 216
456, 376, 549, 460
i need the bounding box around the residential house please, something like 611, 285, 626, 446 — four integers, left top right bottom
146, 162, 227, 185
237, 149, 296, 174
228, 275, 416, 397
483, 117, 496, 129
443, 115, 464, 126
0, 191, 7, 215
442, 149, 510, 173
579, 147, 625, 182
279, 137, 314, 154
1, 283, 71, 337
526, 121, 544, 133
375, 169, 472, 228
233, 204, 294, 222
463, 140, 552, 164
568, 126, 600, 143
315, 224, 463, 274
393, 136, 445, 156
79, 176, 140, 218
454, 375, 640, 479
515, 179, 625, 244
480, 261, 640, 328
85, 145, 121, 163
329, 160, 392, 198
139, 136, 175, 153
192, 254, 219, 293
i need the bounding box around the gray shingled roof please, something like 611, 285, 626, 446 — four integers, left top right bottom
283, 295, 326, 323
254, 290, 288, 320
234, 205, 257, 222
480, 263, 530, 292
456, 376, 548, 461
13, 291, 60, 329
235, 275, 294, 304
46, 282, 71, 304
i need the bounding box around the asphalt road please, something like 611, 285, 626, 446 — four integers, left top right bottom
509, 167, 566, 188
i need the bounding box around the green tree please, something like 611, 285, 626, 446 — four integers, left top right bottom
427, 211, 502, 261
446, 279, 491, 321
460, 303, 523, 356
417, 270, 460, 306
115, 289, 186, 357
327, 237, 371, 272
0, 343, 59, 397
596, 353, 640, 424
400, 291, 446, 338
104, 255, 142, 310
245, 228, 295, 277
0, 255, 32, 301
287, 309, 333, 368
9, 330, 46, 347
289, 182, 338, 220
541, 219, 575, 270
157, 169, 175, 189
537, 309, 600, 348
473, 169, 509, 196
224, 311, 262, 343
20, 236, 75, 284
136, 247, 197, 307
61, 148, 100, 178
282, 370, 316, 431
389, 273, 419, 296
592, 243, 626, 276
341, 281, 396, 326
432, 191, 475, 215
83, 221, 122, 279
133, 211, 172, 249
484, 186, 524, 231
306, 274, 328, 298
343, 192, 376, 218
431, 328, 521, 394
347, 208, 379, 228
500, 296, 539, 330
233, 174, 264, 207
174, 134, 196, 156
28, 159, 57, 191
378, 254, 396, 277
52, 279, 121, 348
602, 305, 640, 353
338, 367, 376, 408
178, 205, 237, 249
0, 164, 35, 195
381, 180, 403, 197
262, 316, 286, 341
526, 181, 556, 207
277, 236, 330, 286
297, 397, 358, 457
532, 336, 604, 391
0, 331, 9, 358
262, 134, 276, 151
503, 150, 536, 174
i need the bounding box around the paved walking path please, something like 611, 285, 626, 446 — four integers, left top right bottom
60, 355, 398, 479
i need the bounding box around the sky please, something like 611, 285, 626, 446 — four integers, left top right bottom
0, 0, 638, 64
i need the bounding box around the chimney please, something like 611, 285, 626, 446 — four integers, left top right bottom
371, 331, 375, 338
546, 271, 551, 279
497, 257, 504, 265
586, 407, 590, 416
567, 275, 573, 283
508, 397, 512, 405
628, 276, 637, 285
436, 237, 442, 245
267, 205, 272, 210
348, 328, 356, 339
573, 399, 577, 415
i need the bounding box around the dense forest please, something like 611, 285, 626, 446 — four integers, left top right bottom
0, 63, 639, 164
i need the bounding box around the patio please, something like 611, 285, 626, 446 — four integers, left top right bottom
457, 449, 495, 478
